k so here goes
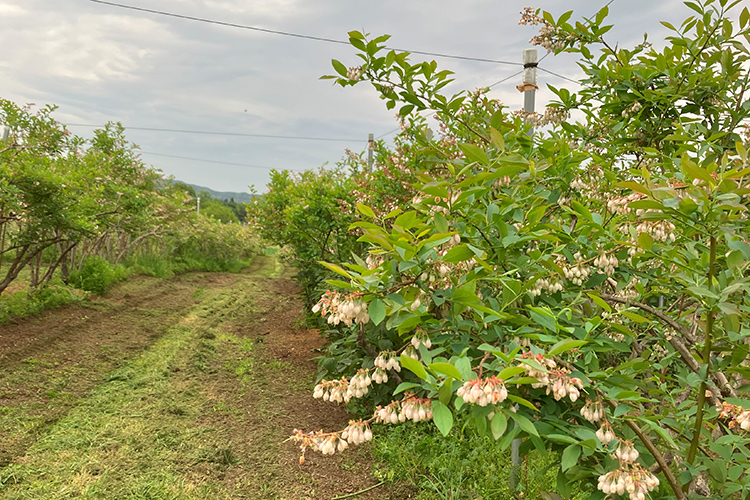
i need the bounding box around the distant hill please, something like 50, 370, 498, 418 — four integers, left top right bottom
175, 182, 254, 204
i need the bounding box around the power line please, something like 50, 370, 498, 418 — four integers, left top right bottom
488, 69, 524, 89
65, 123, 360, 142
139, 150, 308, 172
538, 67, 580, 85
88, 0, 523, 67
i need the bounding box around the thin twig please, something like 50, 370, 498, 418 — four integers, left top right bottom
623, 418, 687, 500
330, 481, 386, 500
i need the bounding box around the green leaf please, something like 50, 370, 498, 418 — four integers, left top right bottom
561, 445, 581, 471
429, 362, 464, 381
438, 377, 454, 405
325, 279, 353, 290
587, 293, 612, 313
638, 231, 654, 251
400, 354, 428, 380
394, 382, 421, 395
331, 59, 348, 78
368, 299, 386, 326
432, 401, 454, 436
557, 469, 572, 498
508, 412, 539, 437
356, 203, 376, 218
629, 199, 664, 211
507, 394, 539, 412
490, 412, 508, 440
394, 210, 419, 230
497, 366, 526, 380
458, 143, 489, 165
620, 311, 649, 323
681, 154, 713, 185
549, 339, 587, 356
570, 200, 593, 220
528, 306, 558, 332
318, 261, 354, 279
454, 357, 474, 380
442, 244, 475, 263
489, 128, 505, 150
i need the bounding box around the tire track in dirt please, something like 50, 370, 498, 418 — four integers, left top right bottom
0, 270, 241, 468
191, 255, 412, 499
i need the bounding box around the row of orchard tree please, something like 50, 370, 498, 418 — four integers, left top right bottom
0, 99, 253, 297
250, 1, 750, 498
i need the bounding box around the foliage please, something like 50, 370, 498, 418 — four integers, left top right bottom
0, 283, 83, 323
373, 419, 575, 500
67, 256, 130, 295
0, 100, 258, 305
246, 167, 362, 309
289, 2, 750, 499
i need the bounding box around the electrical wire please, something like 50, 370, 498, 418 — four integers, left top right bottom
139, 150, 307, 172
488, 69, 524, 89
88, 0, 523, 66
538, 67, 580, 85
65, 123, 361, 142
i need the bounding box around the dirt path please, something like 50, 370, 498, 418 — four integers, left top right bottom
0, 255, 409, 499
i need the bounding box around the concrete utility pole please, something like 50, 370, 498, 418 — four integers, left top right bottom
367, 133, 374, 172
197, 196, 201, 215
522, 47, 539, 135
511, 47, 538, 495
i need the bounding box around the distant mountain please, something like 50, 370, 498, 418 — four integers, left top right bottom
175, 181, 255, 204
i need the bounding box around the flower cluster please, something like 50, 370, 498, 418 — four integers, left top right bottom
561, 252, 591, 286
520, 351, 557, 388
494, 175, 512, 189
518, 7, 567, 52
312, 291, 370, 326
636, 218, 676, 242
593, 252, 618, 276
411, 330, 433, 350
537, 106, 569, 126
529, 276, 564, 296
607, 192, 645, 214
290, 429, 350, 461
580, 400, 604, 423
403, 345, 420, 360
365, 253, 384, 270
341, 420, 373, 445
374, 395, 434, 424
371, 367, 389, 384
374, 352, 401, 372
717, 402, 750, 431
621, 101, 643, 118
547, 368, 584, 402
348, 370, 372, 398
598, 466, 660, 500
457, 376, 509, 406
346, 66, 362, 81
596, 421, 616, 444
615, 440, 640, 463
313, 378, 351, 403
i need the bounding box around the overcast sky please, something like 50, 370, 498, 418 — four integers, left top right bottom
1, 0, 689, 193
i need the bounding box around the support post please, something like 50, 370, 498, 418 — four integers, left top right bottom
511, 48, 538, 496
522, 48, 538, 136
197, 196, 201, 215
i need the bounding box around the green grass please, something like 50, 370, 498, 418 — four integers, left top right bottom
0, 284, 84, 323
0, 282, 271, 499
371, 420, 577, 500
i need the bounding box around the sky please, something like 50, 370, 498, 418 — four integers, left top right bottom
0, 0, 691, 194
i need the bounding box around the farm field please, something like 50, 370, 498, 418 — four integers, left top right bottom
0, 255, 408, 500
